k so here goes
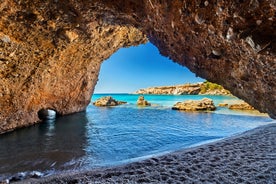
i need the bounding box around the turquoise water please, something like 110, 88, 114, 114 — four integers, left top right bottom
0, 94, 274, 180
93, 94, 267, 116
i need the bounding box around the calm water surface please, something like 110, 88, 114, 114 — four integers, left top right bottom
0, 94, 274, 180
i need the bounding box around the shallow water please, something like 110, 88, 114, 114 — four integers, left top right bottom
0, 94, 274, 180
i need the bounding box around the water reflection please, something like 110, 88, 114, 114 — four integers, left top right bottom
0, 112, 88, 178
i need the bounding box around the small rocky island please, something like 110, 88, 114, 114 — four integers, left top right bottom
134, 81, 231, 95
172, 98, 216, 111
137, 96, 151, 106
93, 96, 126, 107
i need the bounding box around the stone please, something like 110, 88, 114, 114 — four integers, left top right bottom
93, 96, 126, 107
0, 0, 275, 133
228, 102, 255, 110
218, 103, 228, 107
137, 96, 151, 106
172, 98, 216, 111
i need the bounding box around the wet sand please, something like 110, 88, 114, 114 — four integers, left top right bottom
19, 123, 276, 183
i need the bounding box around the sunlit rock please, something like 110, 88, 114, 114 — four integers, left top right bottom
218, 103, 229, 107
228, 102, 255, 110
93, 96, 126, 107
172, 98, 216, 111
137, 96, 151, 106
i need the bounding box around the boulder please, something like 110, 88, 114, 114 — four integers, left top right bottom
137, 96, 151, 106
93, 96, 126, 107
228, 102, 254, 110
172, 98, 216, 111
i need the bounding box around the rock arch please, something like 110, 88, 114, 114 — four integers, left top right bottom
0, 0, 275, 133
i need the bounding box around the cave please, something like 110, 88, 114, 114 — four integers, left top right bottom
0, 0, 275, 133
37, 108, 57, 120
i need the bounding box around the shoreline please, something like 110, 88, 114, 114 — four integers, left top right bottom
19, 123, 276, 183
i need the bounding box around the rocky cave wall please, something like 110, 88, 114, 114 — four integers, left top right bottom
0, 0, 146, 133
0, 0, 275, 133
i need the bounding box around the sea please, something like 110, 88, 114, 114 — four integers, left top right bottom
0, 94, 275, 181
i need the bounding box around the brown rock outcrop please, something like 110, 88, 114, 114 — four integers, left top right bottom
228, 102, 255, 110
172, 98, 216, 111
0, 1, 147, 133
93, 96, 126, 107
218, 103, 229, 107
137, 96, 151, 106
0, 0, 275, 133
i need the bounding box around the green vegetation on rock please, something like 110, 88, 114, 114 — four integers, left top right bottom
200, 81, 230, 95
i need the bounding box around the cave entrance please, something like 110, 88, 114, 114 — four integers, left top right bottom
94, 42, 204, 94
38, 108, 57, 120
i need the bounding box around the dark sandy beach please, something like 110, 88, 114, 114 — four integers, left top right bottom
17, 123, 276, 184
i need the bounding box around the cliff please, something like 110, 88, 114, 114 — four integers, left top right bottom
0, 1, 147, 133
0, 0, 275, 133
134, 82, 231, 95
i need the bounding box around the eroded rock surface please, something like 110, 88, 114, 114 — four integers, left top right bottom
0, 0, 146, 133
228, 102, 255, 110
93, 96, 126, 107
0, 0, 275, 133
137, 96, 151, 106
172, 98, 216, 111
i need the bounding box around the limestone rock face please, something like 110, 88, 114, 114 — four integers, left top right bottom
0, 0, 275, 133
134, 82, 231, 95
93, 96, 126, 107
135, 84, 201, 95
172, 98, 216, 111
0, 0, 146, 133
137, 96, 151, 106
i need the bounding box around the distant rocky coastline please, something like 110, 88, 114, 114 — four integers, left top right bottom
134, 82, 231, 96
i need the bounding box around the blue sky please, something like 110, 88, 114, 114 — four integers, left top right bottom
94, 42, 204, 93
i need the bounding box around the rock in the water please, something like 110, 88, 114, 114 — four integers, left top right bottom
218, 103, 229, 107
137, 96, 151, 106
228, 102, 255, 110
93, 96, 126, 107
172, 98, 216, 111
